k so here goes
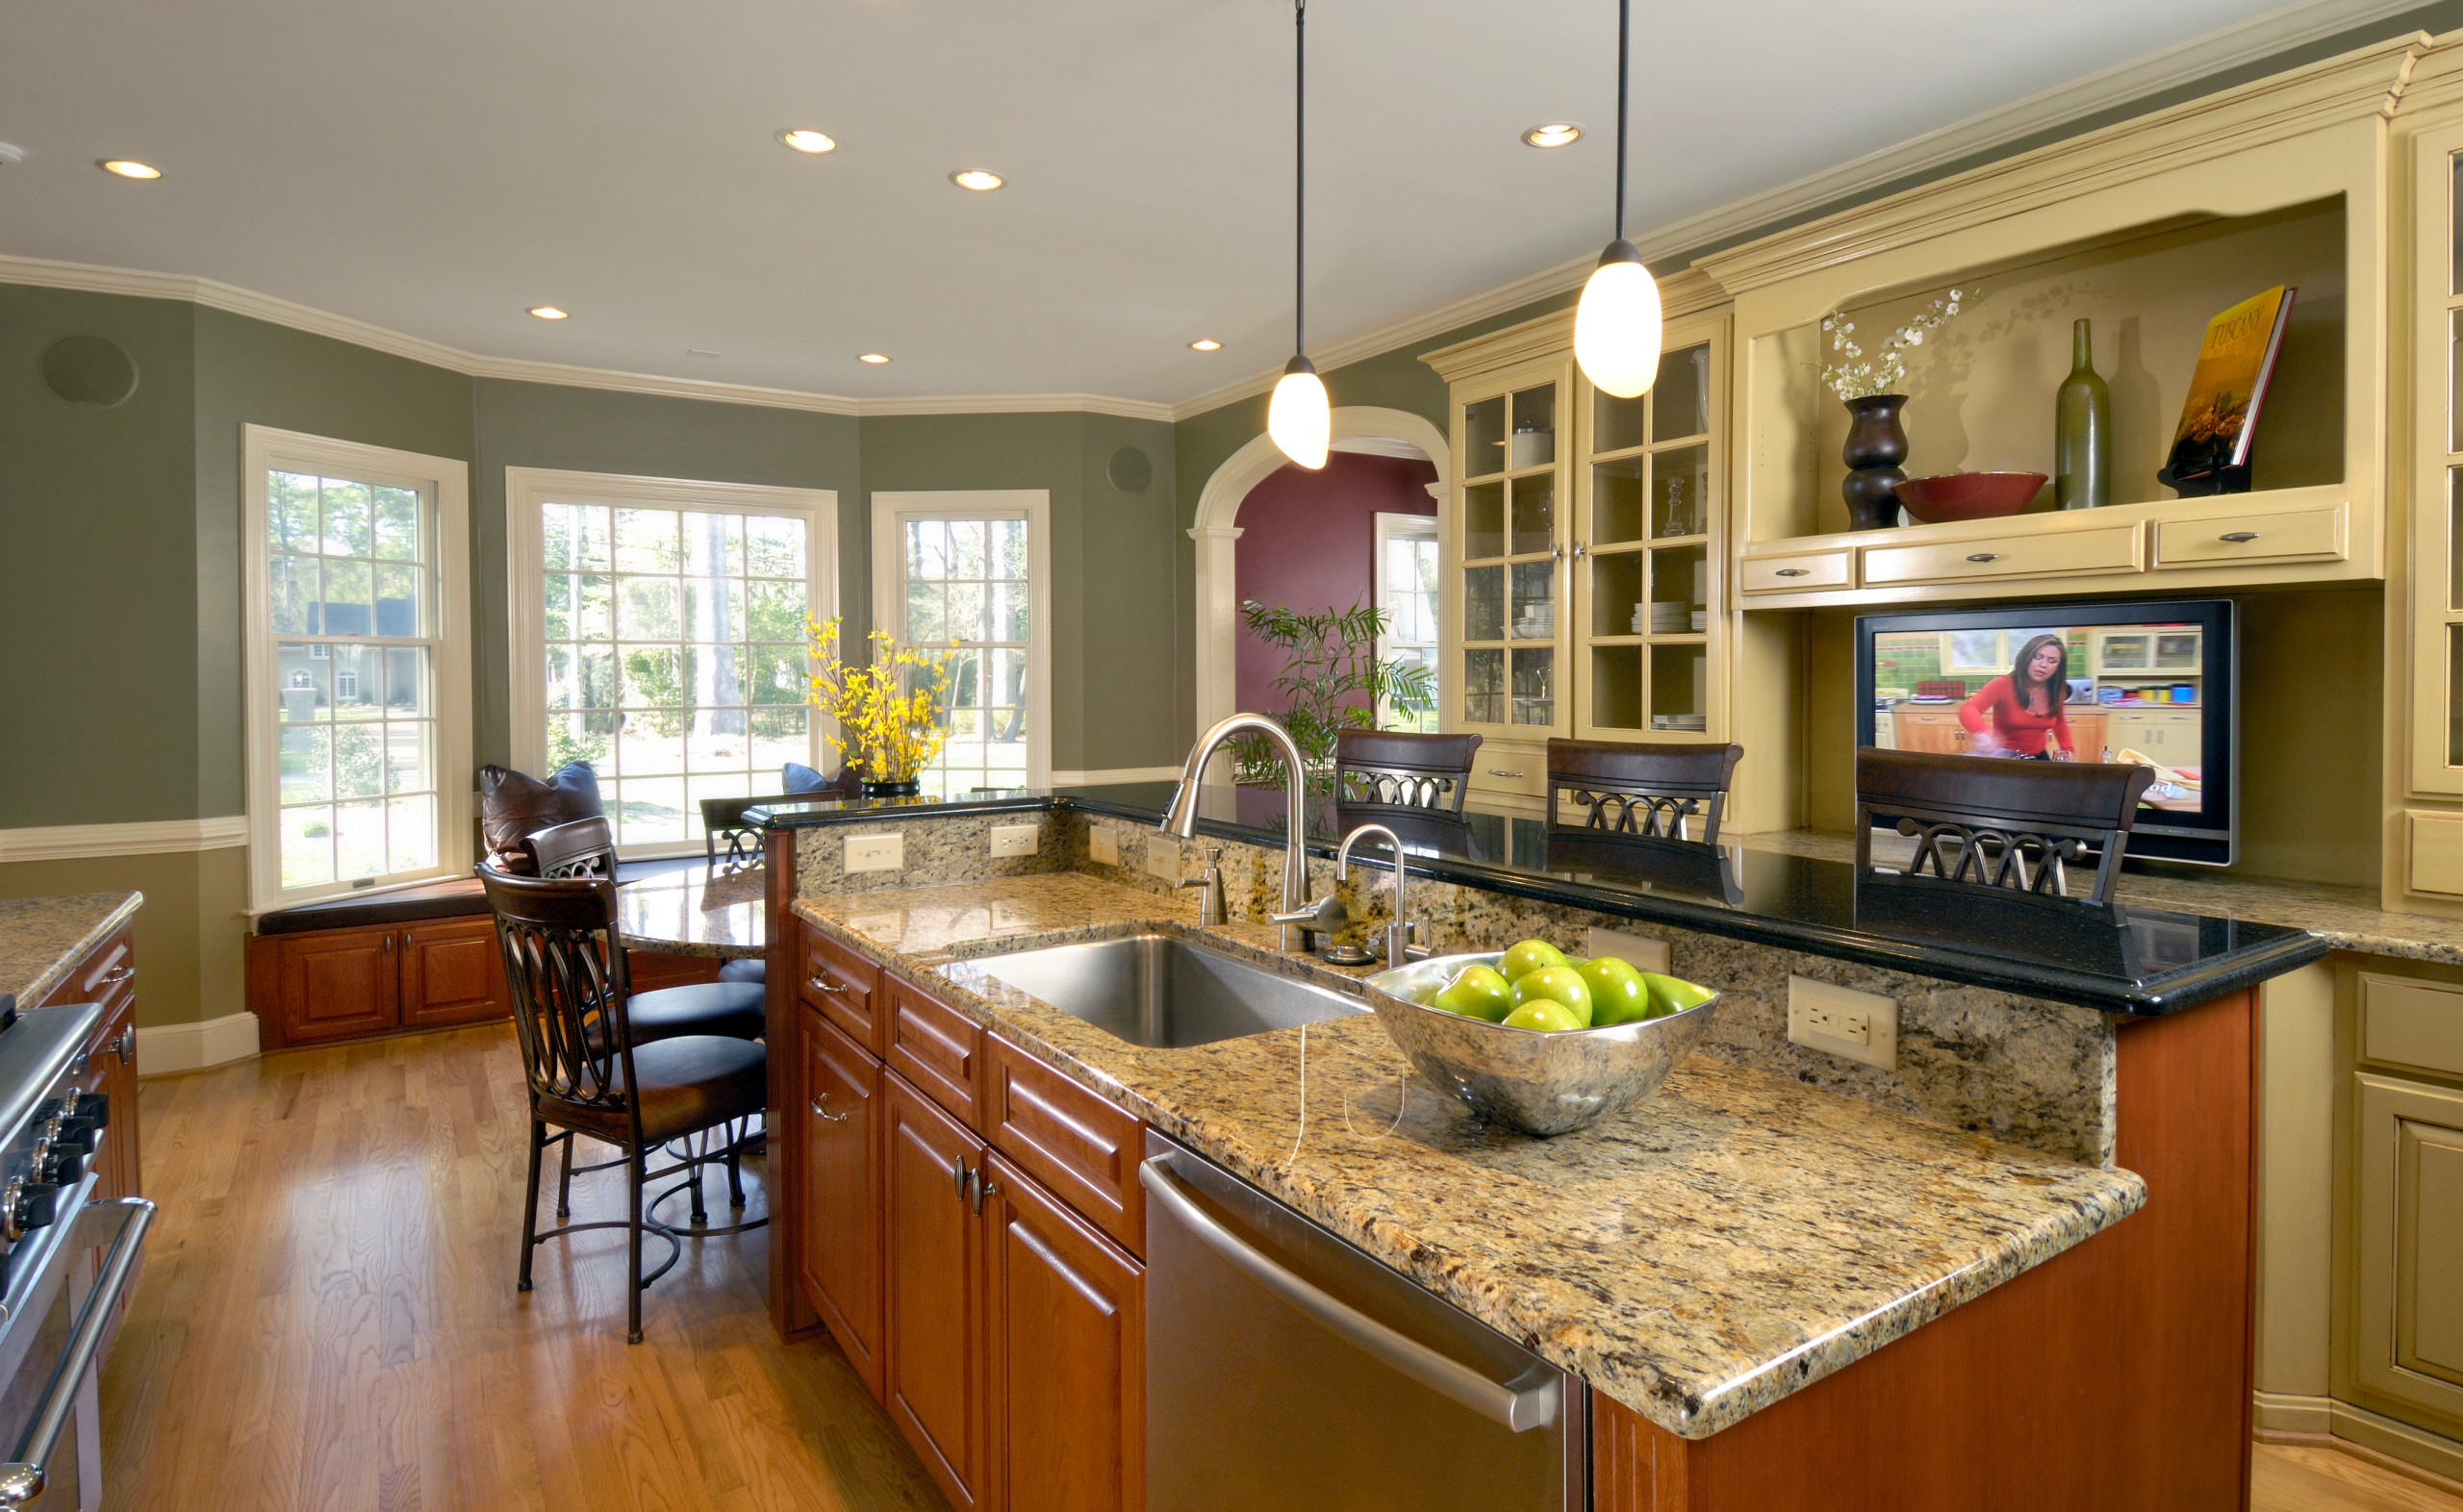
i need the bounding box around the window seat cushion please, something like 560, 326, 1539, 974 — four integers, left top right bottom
256, 855, 700, 936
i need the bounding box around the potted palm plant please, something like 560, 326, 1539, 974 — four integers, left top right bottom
1233, 599, 1435, 791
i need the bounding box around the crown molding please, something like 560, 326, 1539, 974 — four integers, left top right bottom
857, 392, 1175, 422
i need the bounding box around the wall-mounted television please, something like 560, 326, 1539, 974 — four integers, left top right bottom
1854, 599, 2237, 867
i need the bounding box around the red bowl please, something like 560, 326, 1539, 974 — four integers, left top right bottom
1892, 471, 2047, 524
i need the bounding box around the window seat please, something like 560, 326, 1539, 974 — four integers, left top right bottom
254, 855, 703, 936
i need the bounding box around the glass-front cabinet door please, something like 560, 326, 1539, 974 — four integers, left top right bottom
2414, 125, 2463, 800
1453, 362, 1572, 739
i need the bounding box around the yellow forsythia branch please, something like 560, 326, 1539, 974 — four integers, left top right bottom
803, 617, 955, 782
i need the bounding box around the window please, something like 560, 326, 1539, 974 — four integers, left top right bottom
243, 427, 471, 911
507, 470, 838, 852
1376, 512, 1441, 733
872, 491, 1052, 794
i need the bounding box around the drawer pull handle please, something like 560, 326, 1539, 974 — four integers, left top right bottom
1486, 769, 1526, 779
2219, 531, 2261, 542
806, 973, 851, 995
99, 967, 135, 987
1774, 567, 1810, 577
809, 1093, 852, 1124
1965, 552, 2000, 564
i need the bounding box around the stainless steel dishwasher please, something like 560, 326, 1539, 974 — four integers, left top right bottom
1141, 1131, 1585, 1511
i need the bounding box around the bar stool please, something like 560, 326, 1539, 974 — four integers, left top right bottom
522, 819, 765, 1043
1333, 730, 1483, 816
1854, 747, 2156, 904
480, 865, 768, 1344
1544, 740, 1744, 844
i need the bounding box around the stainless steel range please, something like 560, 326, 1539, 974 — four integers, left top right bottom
0, 996, 153, 1510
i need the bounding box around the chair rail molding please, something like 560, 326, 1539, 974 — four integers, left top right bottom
0, 817, 248, 864
1186, 407, 1451, 734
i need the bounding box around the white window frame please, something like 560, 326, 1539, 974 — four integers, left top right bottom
870, 490, 1054, 792
241, 425, 474, 913
1374, 510, 1441, 730
505, 466, 840, 858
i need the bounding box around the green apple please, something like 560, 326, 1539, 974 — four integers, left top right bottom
1431, 964, 1512, 1022
1579, 956, 1654, 1026
1509, 965, 1593, 1027
1640, 971, 1716, 1019
1498, 939, 1569, 983
1503, 999, 1583, 1033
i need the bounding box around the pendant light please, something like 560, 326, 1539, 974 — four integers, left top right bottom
1266, 0, 1331, 469
1571, 0, 1663, 398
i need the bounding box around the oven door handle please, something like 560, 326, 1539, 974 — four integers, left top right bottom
1138, 1157, 1560, 1432
0, 1197, 154, 1508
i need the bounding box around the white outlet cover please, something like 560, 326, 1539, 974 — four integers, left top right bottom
845, 832, 903, 873
1787, 974, 1898, 1071
1144, 836, 1181, 881
1586, 926, 1670, 973
990, 823, 1039, 858
1090, 828, 1119, 867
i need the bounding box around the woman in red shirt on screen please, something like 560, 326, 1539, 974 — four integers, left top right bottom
1957, 634, 2077, 759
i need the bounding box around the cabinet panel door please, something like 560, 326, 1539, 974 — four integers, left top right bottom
2354, 1073, 2463, 1434
801, 1008, 884, 1399
883, 1072, 993, 1511
398, 919, 508, 1028
273, 927, 399, 1044
985, 1153, 1143, 1512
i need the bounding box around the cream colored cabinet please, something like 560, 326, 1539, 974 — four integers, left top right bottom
2353, 1071, 2463, 1438
1422, 292, 1731, 750
2105, 708, 2200, 768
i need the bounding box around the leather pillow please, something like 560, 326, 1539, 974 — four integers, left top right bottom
781, 762, 828, 794
477, 763, 604, 871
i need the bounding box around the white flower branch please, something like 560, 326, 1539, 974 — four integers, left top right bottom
1817, 289, 1966, 401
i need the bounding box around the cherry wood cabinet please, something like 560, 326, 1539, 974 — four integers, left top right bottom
800, 1006, 885, 1399
252, 923, 401, 1046
38, 920, 142, 1205
397, 918, 506, 1029
985, 1151, 1144, 1512
883, 1071, 994, 1511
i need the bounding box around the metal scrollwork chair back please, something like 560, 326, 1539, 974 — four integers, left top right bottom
1854, 747, 2157, 905
1544, 740, 1745, 844
699, 794, 800, 873
525, 817, 616, 880
1333, 730, 1483, 817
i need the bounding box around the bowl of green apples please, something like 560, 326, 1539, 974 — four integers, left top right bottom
1360, 939, 1720, 1137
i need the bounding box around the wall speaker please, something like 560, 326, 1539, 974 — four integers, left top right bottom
41, 335, 139, 406
1106, 446, 1153, 493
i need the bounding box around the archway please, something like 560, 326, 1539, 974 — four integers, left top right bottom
1187, 406, 1450, 733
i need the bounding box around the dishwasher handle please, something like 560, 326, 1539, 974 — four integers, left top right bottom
1139, 1156, 1561, 1432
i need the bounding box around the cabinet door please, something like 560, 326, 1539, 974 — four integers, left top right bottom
2410, 121, 2463, 797
802, 1008, 885, 1399
2354, 1073, 2463, 1437
270, 926, 399, 1045
398, 918, 508, 1029
985, 1153, 1143, 1512
1452, 363, 1573, 742
883, 1072, 994, 1511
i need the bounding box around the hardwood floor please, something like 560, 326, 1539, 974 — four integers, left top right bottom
93, 1021, 2463, 1512
99, 1022, 948, 1512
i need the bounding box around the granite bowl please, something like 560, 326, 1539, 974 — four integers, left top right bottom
1360, 951, 1721, 1137
1892, 471, 2046, 524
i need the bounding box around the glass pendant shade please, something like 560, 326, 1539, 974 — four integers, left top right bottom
1574, 240, 1663, 398
1268, 357, 1331, 469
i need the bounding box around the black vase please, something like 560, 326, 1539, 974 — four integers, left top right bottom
861, 778, 923, 799
1841, 393, 1910, 532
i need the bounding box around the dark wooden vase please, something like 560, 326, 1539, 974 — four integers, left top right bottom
1841, 393, 1910, 531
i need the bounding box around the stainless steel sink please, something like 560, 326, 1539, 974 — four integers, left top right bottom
972, 934, 1367, 1048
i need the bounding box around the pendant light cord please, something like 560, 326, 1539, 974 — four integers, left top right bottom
1613, 0, 1628, 241
1294, 0, 1307, 358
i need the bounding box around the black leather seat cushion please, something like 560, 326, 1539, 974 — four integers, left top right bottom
717, 958, 766, 984
604, 981, 766, 1046
545, 1035, 767, 1146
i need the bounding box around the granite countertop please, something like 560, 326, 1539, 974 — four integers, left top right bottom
796, 871, 2146, 1440
616, 866, 765, 959
0, 893, 142, 1007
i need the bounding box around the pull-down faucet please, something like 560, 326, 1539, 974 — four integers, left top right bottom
1161, 714, 1344, 954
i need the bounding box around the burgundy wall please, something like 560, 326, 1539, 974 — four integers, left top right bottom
1232, 450, 1438, 718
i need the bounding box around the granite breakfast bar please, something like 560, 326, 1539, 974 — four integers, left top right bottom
751, 787, 2328, 1510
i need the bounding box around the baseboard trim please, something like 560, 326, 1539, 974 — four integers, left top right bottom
1052, 767, 1182, 787
136, 1012, 261, 1075
0, 817, 248, 863
2253, 1390, 2335, 1437
2256, 1395, 2463, 1493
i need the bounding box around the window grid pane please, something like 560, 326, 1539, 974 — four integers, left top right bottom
543, 501, 811, 846
903, 516, 1029, 795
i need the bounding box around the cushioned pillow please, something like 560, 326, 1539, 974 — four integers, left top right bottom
781, 762, 828, 794
477, 763, 604, 871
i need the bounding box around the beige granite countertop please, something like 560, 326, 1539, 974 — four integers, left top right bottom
796, 872, 2145, 1440
1742, 828, 2463, 966
0, 893, 141, 1008
616, 866, 764, 959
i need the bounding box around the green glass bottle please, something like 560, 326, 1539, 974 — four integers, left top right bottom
2054, 317, 2110, 510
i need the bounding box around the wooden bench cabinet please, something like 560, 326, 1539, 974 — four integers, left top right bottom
249, 917, 511, 1048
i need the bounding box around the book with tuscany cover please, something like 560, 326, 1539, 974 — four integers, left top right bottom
2163, 285, 2296, 489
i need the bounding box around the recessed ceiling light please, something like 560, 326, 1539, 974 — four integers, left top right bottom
1189, 339, 1222, 352
950, 169, 1003, 191
99, 159, 162, 179
858, 352, 891, 364
528, 306, 570, 320
777, 129, 837, 155
1521, 123, 1583, 149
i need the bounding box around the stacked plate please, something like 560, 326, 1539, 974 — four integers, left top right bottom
1651, 713, 1709, 732
1648, 602, 1692, 634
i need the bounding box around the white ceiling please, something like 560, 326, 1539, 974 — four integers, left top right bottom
0, 0, 2406, 409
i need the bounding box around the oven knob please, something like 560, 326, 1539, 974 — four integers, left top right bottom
49, 1119, 95, 1156
69, 1093, 107, 1130
37, 1148, 83, 1188
1, 1179, 58, 1243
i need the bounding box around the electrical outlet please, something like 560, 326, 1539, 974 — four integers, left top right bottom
1144, 836, 1181, 882
990, 823, 1039, 859
1788, 975, 1897, 1071
845, 832, 903, 874
1089, 828, 1119, 867
1586, 926, 1670, 972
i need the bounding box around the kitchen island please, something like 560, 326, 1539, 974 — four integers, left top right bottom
752, 786, 2325, 1510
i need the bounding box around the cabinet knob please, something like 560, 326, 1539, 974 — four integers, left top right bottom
1965, 552, 2000, 564
1774, 567, 1809, 578
973, 1174, 999, 1218
113, 1026, 134, 1065
2219, 531, 2261, 542
952, 1154, 972, 1201
1572, 542, 1588, 562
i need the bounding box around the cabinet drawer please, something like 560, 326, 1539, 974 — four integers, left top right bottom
1740, 549, 1850, 593
2363, 974, 2463, 1079
1861, 521, 2142, 587
986, 1034, 1144, 1258
2153, 504, 2345, 569
888, 978, 988, 1131
1467, 749, 1548, 799
801, 925, 883, 1054
2411, 813, 2463, 899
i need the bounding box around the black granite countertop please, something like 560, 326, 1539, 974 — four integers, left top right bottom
749, 782, 2325, 1016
